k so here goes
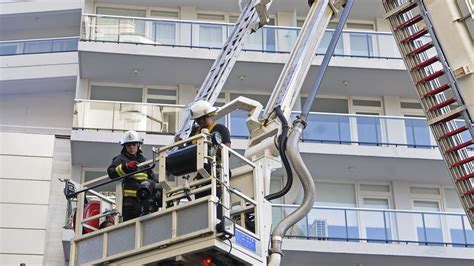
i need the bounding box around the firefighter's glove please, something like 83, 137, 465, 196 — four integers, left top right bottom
124, 161, 138, 173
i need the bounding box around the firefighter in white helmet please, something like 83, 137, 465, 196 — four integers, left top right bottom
189, 100, 231, 147
188, 100, 231, 202
107, 130, 156, 221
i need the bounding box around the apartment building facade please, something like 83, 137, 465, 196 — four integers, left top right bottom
0, 0, 473, 265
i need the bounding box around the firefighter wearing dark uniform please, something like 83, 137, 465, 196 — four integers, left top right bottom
188, 100, 231, 200
107, 130, 154, 221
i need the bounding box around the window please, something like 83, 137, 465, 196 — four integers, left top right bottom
346, 22, 375, 31
404, 115, 431, 148
151, 10, 179, 45
360, 184, 390, 193
312, 183, 359, 241
410, 186, 440, 195
362, 198, 392, 243
300, 98, 350, 144
96, 7, 146, 41
146, 88, 177, 105
90, 85, 143, 103
352, 99, 383, 146
413, 200, 444, 246
196, 13, 225, 48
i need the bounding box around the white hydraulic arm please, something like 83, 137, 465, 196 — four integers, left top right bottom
175, 0, 272, 139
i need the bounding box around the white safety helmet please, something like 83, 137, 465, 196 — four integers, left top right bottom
120, 130, 143, 145
190, 100, 218, 119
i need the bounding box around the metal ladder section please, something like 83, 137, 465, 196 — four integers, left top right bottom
383, 0, 474, 227
175, 0, 270, 138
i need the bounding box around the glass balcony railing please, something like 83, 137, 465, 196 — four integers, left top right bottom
73, 99, 184, 134
273, 204, 474, 247
73, 100, 474, 150
0, 37, 79, 56
81, 14, 402, 59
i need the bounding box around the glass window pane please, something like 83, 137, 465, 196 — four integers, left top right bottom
356, 116, 382, 145
349, 33, 373, 57
199, 25, 223, 48
150, 11, 179, 19
316, 30, 344, 55
52, 39, 78, 52
154, 22, 176, 45
97, 7, 146, 17
90, 85, 143, 103
414, 201, 443, 246
24, 40, 52, 53
404, 117, 431, 148
362, 198, 391, 242
360, 184, 390, 192
0, 42, 21, 55
301, 97, 349, 113
315, 183, 356, 207
410, 187, 440, 195
304, 114, 350, 143
230, 110, 249, 138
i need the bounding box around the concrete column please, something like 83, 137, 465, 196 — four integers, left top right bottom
84, 0, 94, 13
383, 96, 407, 145
178, 84, 196, 105
376, 18, 391, 32
75, 78, 89, 99
392, 181, 417, 242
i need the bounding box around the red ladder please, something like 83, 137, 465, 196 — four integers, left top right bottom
383, 0, 474, 227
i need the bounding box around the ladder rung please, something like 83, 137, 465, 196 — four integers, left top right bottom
384, 1, 417, 19
463, 188, 474, 196
450, 156, 474, 168
407, 42, 434, 57
445, 140, 474, 154
428, 98, 456, 112
438, 126, 468, 140
401, 28, 428, 43
416, 70, 445, 85
411, 56, 439, 71
396, 14, 423, 30
457, 173, 474, 182
423, 83, 450, 98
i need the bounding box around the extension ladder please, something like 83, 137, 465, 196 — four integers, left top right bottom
383, 0, 474, 227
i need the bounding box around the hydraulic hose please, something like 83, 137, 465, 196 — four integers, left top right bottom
268, 120, 315, 264
265, 106, 293, 201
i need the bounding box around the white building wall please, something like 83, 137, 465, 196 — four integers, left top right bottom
0, 132, 55, 266
0, 89, 75, 128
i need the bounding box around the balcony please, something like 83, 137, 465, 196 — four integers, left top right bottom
0, 37, 78, 56
274, 204, 473, 247
71, 100, 467, 184
71, 100, 460, 150
78, 14, 412, 98
81, 14, 401, 59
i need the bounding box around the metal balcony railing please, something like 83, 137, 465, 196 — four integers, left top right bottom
0, 37, 79, 56
273, 204, 474, 247
81, 14, 402, 59
73, 99, 474, 150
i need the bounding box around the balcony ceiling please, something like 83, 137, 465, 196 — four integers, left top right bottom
94, 0, 384, 21
0, 9, 81, 41
79, 45, 416, 98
